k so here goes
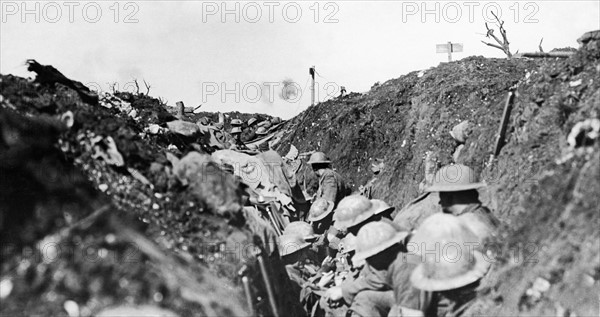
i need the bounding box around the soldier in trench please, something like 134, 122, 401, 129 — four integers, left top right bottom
423, 164, 500, 245
308, 152, 349, 208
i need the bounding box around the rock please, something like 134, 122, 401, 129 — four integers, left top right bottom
450, 120, 471, 144
173, 152, 243, 217
567, 118, 600, 148
166, 120, 199, 137
577, 30, 600, 45
91, 136, 125, 167
63, 300, 79, 317
569, 79, 582, 87
0, 278, 13, 299
147, 124, 162, 134
61, 111, 74, 129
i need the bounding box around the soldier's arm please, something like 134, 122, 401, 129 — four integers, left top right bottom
319, 173, 339, 203
340, 265, 387, 304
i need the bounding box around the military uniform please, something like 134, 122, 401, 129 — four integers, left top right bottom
417, 281, 479, 317
316, 168, 347, 207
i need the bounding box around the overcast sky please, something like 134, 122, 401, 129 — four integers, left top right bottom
1, 1, 599, 118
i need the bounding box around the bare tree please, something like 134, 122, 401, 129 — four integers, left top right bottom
481, 11, 512, 58
133, 79, 140, 95
538, 38, 544, 53
143, 80, 151, 95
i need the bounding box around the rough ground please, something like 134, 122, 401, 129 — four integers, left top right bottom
1, 31, 599, 316
0, 74, 297, 316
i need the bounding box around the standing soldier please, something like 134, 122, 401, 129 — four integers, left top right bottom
308, 152, 348, 208
425, 164, 500, 243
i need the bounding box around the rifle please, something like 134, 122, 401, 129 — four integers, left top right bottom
256, 251, 280, 317
490, 87, 517, 164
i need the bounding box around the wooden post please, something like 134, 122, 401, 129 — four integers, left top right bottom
437, 42, 463, 62
176, 101, 185, 119
310, 66, 315, 106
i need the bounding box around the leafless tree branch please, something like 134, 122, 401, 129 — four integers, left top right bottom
143, 79, 151, 95
481, 12, 513, 58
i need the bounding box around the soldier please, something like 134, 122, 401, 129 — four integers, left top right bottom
308, 152, 348, 208
333, 195, 394, 236
402, 213, 491, 317
278, 234, 320, 294
424, 164, 500, 244
283, 221, 320, 242
324, 221, 411, 317
255, 126, 268, 137
307, 198, 336, 262
229, 126, 248, 150
230, 118, 243, 127
241, 117, 258, 142
319, 233, 364, 317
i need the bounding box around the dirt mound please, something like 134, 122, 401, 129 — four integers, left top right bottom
0, 69, 300, 316
278, 32, 599, 315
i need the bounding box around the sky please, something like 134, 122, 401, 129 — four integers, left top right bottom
1, 1, 599, 119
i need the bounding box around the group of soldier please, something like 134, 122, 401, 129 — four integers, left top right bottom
273, 150, 500, 317
196, 115, 280, 150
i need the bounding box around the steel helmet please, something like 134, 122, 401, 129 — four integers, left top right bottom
255, 127, 268, 135
231, 119, 243, 126
409, 213, 491, 292
371, 199, 396, 216
307, 198, 334, 222
307, 152, 331, 165
198, 117, 210, 126
278, 234, 311, 257
247, 117, 258, 126
352, 221, 409, 263
333, 195, 378, 230
425, 164, 486, 192
283, 221, 319, 242
230, 127, 242, 134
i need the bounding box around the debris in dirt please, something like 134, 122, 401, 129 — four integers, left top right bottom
520, 277, 552, 309
26, 59, 98, 105
63, 300, 79, 317
173, 151, 243, 217
577, 30, 600, 48
166, 120, 200, 137
147, 124, 163, 134
285, 144, 299, 160
567, 118, 600, 148
569, 79, 583, 87
91, 135, 125, 166
450, 120, 471, 144
0, 279, 13, 299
